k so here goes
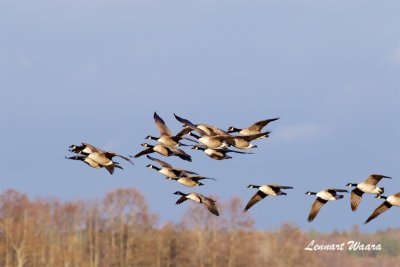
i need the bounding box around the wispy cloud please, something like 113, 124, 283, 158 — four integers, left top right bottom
277, 123, 327, 142
17, 57, 33, 68
387, 47, 400, 65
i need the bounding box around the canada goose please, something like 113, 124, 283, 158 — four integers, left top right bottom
181, 122, 229, 136
191, 145, 253, 160
145, 112, 194, 147
190, 131, 268, 149
132, 143, 192, 162
167, 176, 216, 187
174, 114, 230, 149
227, 117, 279, 136
244, 184, 293, 212
305, 188, 348, 222
223, 132, 270, 149
69, 142, 104, 154
174, 191, 219, 216
196, 124, 229, 136
85, 152, 134, 167
365, 192, 400, 224
69, 142, 134, 165
65, 155, 122, 175
347, 174, 391, 211
146, 155, 198, 178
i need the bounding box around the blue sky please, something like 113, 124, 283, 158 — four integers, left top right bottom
0, 1, 399, 232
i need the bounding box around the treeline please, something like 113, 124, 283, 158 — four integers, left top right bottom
0, 188, 399, 267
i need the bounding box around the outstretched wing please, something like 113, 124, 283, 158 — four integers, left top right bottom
244, 191, 268, 212
365, 201, 392, 224
174, 114, 207, 136
202, 197, 219, 216
327, 188, 348, 193
225, 132, 270, 142
146, 155, 173, 168
132, 148, 153, 158
365, 174, 390, 185
248, 118, 279, 131
104, 152, 134, 165
188, 176, 216, 182
175, 126, 193, 137
115, 154, 134, 165
351, 188, 364, 211
270, 185, 294, 190
175, 196, 188, 205
224, 148, 254, 154
176, 168, 198, 175
308, 198, 327, 222
154, 112, 173, 136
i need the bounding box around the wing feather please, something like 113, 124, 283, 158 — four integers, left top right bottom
244, 191, 268, 212
154, 112, 172, 136
365, 201, 392, 224
248, 118, 279, 131
308, 198, 327, 222
351, 188, 364, 211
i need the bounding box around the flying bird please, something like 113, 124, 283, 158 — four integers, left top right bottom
65, 155, 122, 175
167, 176, 216, 187
191, 145, 253, 160
69, 142, 134, 165
364, 192, 400, 224
145, 155, 198, 179
227, 117, 279, 136
305, 188, 348, 222
132, 143, 192, 162
145, 112, 195, 147
174, 113, 230, 149
174, 191, 219, 216
223, 132, 270, 149
346, 174, 391, 211
244, 184, 293, 212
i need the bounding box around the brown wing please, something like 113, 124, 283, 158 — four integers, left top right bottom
244, 191, 268, 212
364, 174, 389, 185
364, 201, 392, 224
269, 185, 294, 190
248, 118, 279, 131
146, 155, 173, 168
104, 165, 116, 175
104, 152, 134, 165
174, 114, 208, 136
227, 132, 270, 142
202, 197, 219, 216
308, 198, 328, 222
327, 188, 349, 193
350, 188, 364, 211
169, 146, 188, 155
176, 168, 198, 175
154, 112, 173, 136
175, 195, 188, 205
115, 154, 134, 165
223, 148, 254, 154
187, 176, 216, 182
133, 148, 153, 158
202, 124, 229, 136
175, 126, 193, 137
176, 154, 192, 162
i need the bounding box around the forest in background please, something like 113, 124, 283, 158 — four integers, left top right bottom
1, 188, 399, 267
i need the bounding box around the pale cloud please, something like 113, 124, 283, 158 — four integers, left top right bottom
17, 57, 33, 68
277, 123, 326, 141
387, 47, 400, 65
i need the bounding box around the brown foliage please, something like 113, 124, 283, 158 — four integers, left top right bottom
0, 188, 399, 267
